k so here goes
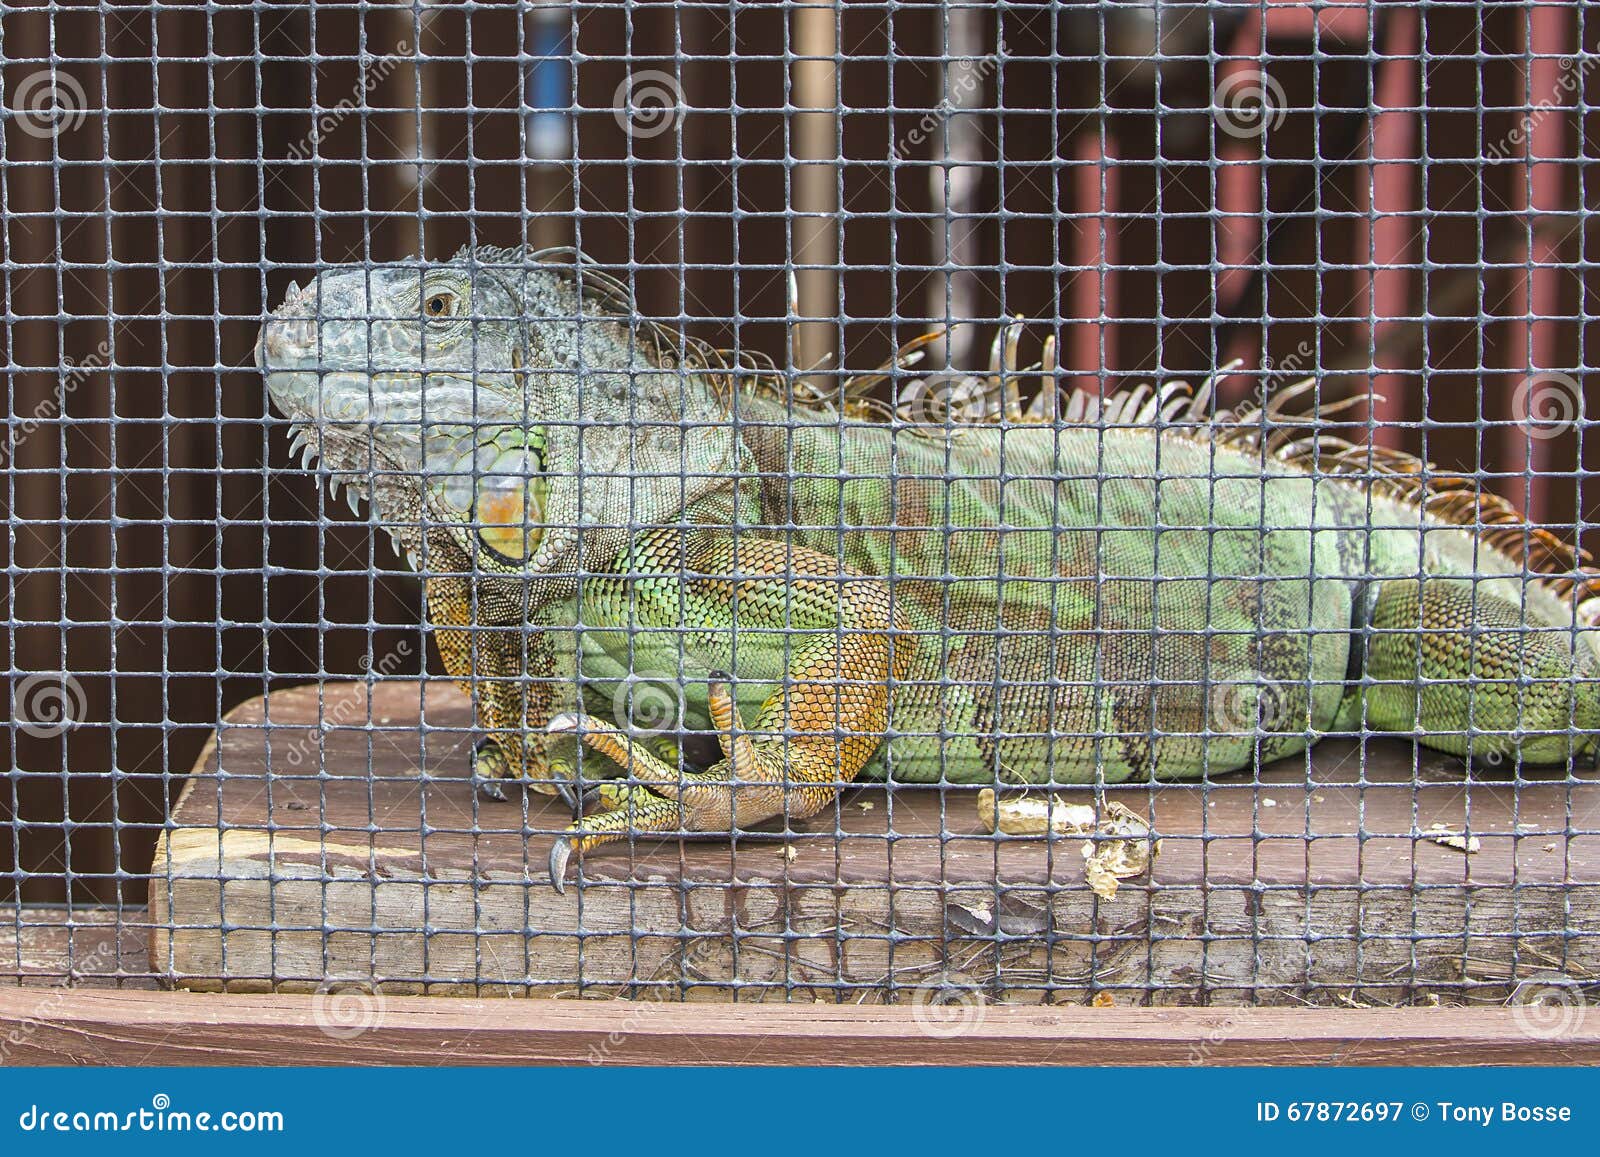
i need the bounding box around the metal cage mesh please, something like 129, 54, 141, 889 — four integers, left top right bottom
2, 1, 1597, 1022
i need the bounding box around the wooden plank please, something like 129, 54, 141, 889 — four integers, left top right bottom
148, 681, 1600, 1001
0, 908, 154, 988
1, 988, 1596, 1065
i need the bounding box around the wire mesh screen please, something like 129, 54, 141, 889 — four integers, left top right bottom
3, 1, 1598, 1019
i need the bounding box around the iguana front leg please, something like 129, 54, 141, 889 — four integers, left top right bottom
426, 574, 564, 801
547, 536, 908, 890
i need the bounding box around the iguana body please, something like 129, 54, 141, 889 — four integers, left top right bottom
256, 246, 1600, 888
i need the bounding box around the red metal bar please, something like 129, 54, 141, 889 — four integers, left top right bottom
1262, 0, 1373, 42
1501, 5, 1572, 521
1356, 7, 1421, 449
1217, 13, 1269, 383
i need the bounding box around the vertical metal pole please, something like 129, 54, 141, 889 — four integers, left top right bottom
522, 2, 574, 254
1070, 135, 1118, 397
1502, 4, 1572, 521
1216, 11, 1268, 379
792, 0, 840, 378
1359, 7, 1420, 448
925, 4, 987, 368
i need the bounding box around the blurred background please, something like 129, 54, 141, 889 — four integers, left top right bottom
2, 0, 1596, 905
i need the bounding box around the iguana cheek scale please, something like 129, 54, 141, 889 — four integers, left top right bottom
257, 246, 1600, 891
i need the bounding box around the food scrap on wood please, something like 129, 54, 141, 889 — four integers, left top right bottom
977, 790, 1162, 900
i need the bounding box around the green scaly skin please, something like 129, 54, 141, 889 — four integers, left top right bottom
256, 246, 1600, 890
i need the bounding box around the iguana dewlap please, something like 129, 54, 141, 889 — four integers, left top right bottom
256, 246, 1600, 889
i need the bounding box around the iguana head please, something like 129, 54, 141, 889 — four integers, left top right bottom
256, 247, 738, 584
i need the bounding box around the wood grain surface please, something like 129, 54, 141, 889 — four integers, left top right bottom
144, 681, 1600, 1002
2, 988, 1595, 1065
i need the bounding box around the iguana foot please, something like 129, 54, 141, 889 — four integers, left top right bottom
471, 738, 512, 802
545, 711, 699, 891
472, 735, 591, 811
545, 675, 828, 891
548, 789, 684, 893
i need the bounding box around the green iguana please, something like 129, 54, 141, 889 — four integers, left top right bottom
256, 246, 1600, 891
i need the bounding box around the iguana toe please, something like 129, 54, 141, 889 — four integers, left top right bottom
546, 789, 694, 892
470, 737, 513, 802
554, 778, 584, 815
548, 837, 573, 895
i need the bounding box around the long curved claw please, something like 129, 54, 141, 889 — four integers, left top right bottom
545, 717, 616, 814
544, 785, 694, 893
543, 716, 695, 885
546, 715, 593, 815
477, 777, 508, 802
549, 836, 573, 895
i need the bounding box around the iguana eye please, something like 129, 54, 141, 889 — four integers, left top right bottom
424, 291, 457, 318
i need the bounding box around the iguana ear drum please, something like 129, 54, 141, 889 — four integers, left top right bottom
472, 471, 548, 566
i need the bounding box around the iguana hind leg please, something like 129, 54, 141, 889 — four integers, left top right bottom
547, 671, 883, 890
546, 536, 907, 890
1361, 577, 1600, 765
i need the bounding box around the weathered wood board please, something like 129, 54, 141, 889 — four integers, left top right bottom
148, 681, 1600, 1004
0, 908, 154, 988
4, 990, 1596, 1065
